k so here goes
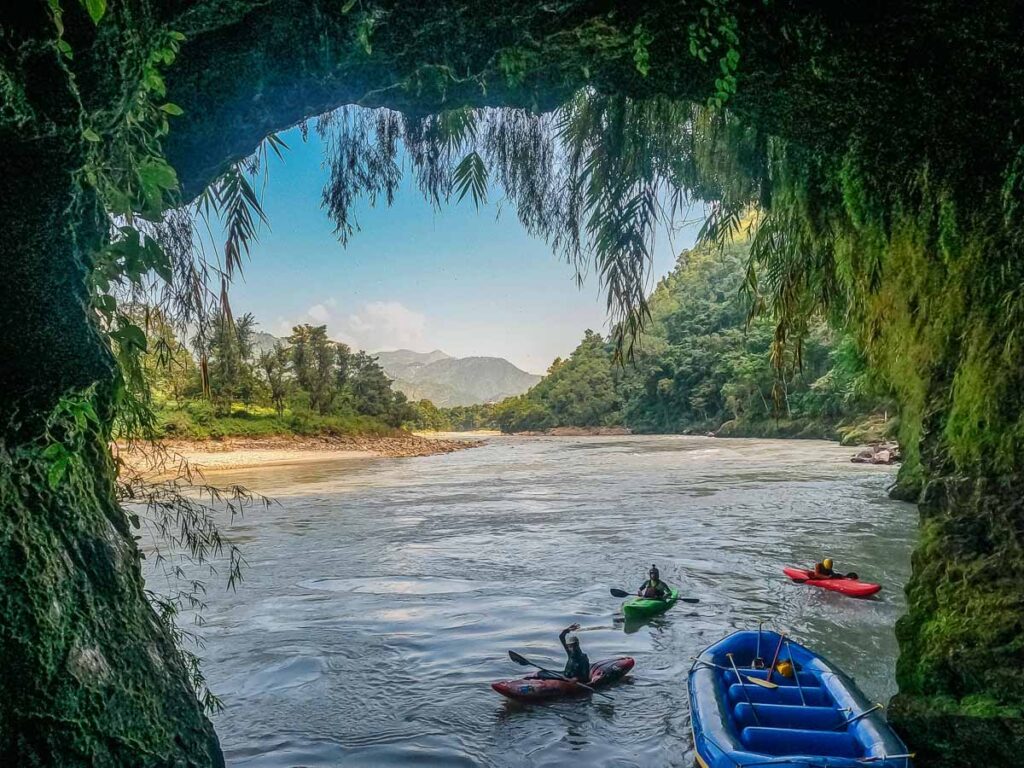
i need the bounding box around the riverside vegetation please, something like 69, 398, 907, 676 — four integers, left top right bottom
143, 316, 427, 441
445, 232, 894, 443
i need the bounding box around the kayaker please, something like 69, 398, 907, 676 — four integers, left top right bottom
813, 558, 836, 577
558, 623, 592, 683
637, 564, 671, 599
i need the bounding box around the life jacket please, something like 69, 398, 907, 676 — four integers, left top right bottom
642, 578, 667, 597
565, 647, 591, 682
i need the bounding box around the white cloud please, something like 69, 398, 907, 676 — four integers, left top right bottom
274, 300, 428, 352
306, 303, 331, 323
344, 301, 427, 351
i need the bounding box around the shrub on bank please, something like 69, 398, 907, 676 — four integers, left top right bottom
155, 406, 403, 440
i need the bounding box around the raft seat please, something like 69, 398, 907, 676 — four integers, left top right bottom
732, 702, 845, 731
722, 669, 819, 688
727, 683, 831, 707
740, 726, 862, 758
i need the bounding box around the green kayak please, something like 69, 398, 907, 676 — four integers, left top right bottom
621, 587, 679, 619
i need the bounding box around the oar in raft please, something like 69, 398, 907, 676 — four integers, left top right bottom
785, 641, 807, 706
507, 651, 614, 700
609, 588, 700, 603
753, 621, 766, 669
834, 702, 884, 730
727, 652, 760, 725
765, 632, 786, 683
690, 658, 779, 689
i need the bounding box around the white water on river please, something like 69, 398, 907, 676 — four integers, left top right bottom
150, 435, 916, 767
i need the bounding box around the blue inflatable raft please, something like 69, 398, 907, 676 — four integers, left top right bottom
689, 630, 913, 768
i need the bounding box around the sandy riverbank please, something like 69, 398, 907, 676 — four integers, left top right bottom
120, 433, 482, 476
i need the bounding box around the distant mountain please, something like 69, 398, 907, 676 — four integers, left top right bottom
247, 335, 540, 406
374, 349, 542, 407
252, 331, 282, 355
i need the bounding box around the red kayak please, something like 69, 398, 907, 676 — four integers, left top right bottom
783, 567, 881, 598
491, 657, 635, 701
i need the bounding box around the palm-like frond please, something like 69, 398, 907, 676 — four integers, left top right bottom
452, 151, 488, 208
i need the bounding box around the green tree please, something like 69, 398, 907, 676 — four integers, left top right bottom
201, 311, 258, 415
140, 309, 199, 408
346, 352, 414, 426
288, 324, 336, 414
257, 342, 291, 416
406, 399, 452, 431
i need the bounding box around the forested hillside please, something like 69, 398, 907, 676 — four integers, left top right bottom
484, 236, 892, 440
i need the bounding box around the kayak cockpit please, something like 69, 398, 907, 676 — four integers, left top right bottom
688, 630, 912, 768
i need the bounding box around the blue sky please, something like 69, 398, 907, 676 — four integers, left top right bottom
218, 121, 701, 374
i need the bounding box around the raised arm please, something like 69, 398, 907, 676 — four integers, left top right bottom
559, 623, 581, 653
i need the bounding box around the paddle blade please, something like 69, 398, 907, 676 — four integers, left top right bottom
508, 650, 531, 666
680, 597, 700, 603
747, 676, 778, 689
610, 588, 631, 598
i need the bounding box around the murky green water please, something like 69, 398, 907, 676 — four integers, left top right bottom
154, 435, 916, 767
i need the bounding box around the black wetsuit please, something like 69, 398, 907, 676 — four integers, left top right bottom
559, 628, 591, 682
638, 578, 671, 599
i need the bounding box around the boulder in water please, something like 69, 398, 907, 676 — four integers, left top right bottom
851, 442, 900, 464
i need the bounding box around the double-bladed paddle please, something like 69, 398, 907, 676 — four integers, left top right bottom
609, 588, 699, 603
507, 650, 615, 700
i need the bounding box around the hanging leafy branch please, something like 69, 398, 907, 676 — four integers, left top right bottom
67, 11, 283, 715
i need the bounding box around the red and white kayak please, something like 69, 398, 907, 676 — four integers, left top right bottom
783, 567, 882, 598
491, 657, 635, 701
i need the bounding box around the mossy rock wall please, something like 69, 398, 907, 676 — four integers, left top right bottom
2, 3, 224, 765
888, 475, 1024, 764
0, 413, 222, 766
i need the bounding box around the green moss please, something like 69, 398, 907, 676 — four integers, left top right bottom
0, 394, 222, 765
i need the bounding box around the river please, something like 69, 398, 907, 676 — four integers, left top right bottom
155, 435, 916, 767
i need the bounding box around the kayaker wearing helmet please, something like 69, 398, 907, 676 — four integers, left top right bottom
637, 564, 671, 599
814, 558, 836, 577
559, 623, 592, 683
